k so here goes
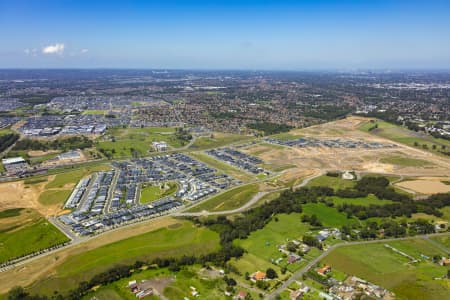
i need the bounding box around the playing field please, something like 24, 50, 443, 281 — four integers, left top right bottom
322, 238, 450, 300
0, 208, 69, 264
187, 183, 259, 212
29, 220, 220, 295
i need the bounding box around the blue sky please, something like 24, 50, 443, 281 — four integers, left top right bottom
1, 0, 450, 69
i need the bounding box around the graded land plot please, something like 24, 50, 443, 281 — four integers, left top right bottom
302, 203, 360, 227
188, 132, 253, 150
395, 177, 450, 195
140, 182, 178, 204
187, 183, 260, 212
97, 127, 185, 158
321, 239, 450, 300
0, 208, 69, 264
38, 189, 72, 206
25, 220, 220, 296
189, 151, 255, 182
246, 117, 450, 179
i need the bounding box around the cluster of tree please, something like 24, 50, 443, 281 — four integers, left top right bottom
247, 121, 293, 135
304, 105, 352, 121
175, 127, 193, 143
13, 136, 93, 151
0, 133, 19, 152
301, 214, 322, 227
302, 235, 322, 249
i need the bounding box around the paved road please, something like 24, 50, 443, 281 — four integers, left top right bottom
265, 232, 450, 299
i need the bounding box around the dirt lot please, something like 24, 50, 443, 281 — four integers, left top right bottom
0, 217, 179, 294
243, 116, 450, 183
0, 177, 64, 217
395, 177, 450, 194
28, 150, 60, 157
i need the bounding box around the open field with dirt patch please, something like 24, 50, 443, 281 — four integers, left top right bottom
395, 177, 450, 194
0, 217, 219, 295
242, 117, 450, 182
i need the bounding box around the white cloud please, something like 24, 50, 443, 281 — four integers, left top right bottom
80, 48, 89, 54
42, 43, 65, 55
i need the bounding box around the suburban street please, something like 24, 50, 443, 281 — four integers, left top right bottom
265, 232, 450, 299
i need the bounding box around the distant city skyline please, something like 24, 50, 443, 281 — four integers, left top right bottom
1, 0, 450, 70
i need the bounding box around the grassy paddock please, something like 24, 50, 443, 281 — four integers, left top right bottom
189, 132, 252, 150
380, 155, 432, 167
46, 164, 110, 189
38, 189, 71, 206
302, 203, 359, 227
0, 209, 69, 264
30, 221, 220, 295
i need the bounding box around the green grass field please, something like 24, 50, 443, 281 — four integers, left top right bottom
189, 133, 252, 150
322, 239, 450, 300
380, 155, 432, 167
81, 109, 107, 115
46, 164, 110, 189
188, 184, 259, 212
30, 221, 220, 295
97, 127, 185, 158
359, 119, 450, 155
140, 182, 178, 204
0, 208, 24, 219
328, 194, 394, 206
306, 175, 355, 191
0, 209, 69, 264
302, 203, 359, 227
38, 189, 71, 206
189, 152, 254, 182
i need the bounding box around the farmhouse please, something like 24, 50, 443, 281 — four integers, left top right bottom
317, 265, 331, 276
251, 271, 266, 281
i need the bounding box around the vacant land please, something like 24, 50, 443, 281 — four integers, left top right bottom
38, 189, 71, 206
395, 178, 450, 194
322, 239, 450, 300
188, 184, 259, 212
328, 194, 394, 206
0, 208, 69, 264
46, 164, 110, 189
140, 182, 177, 204
97, 127, 185, 158
189, 132, 252, 150
81, 109, 107, 115
380, 155, 433, 167
28, 220, 220, 295
306, 175, 355, 191
189, 151, 254, 182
